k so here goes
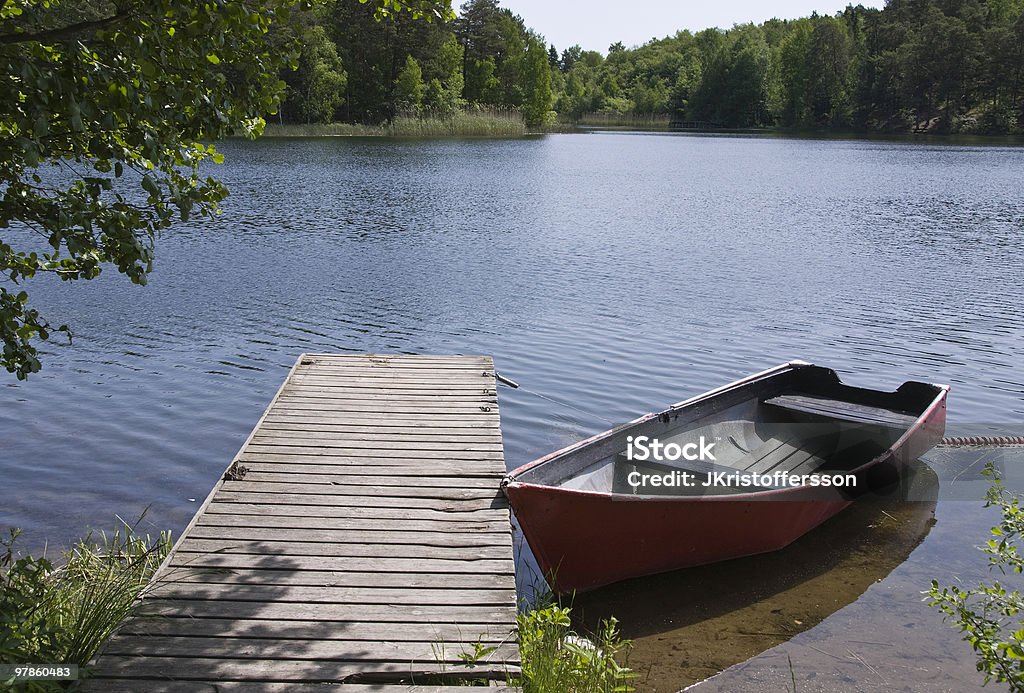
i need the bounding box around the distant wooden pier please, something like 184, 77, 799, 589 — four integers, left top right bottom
84, 354, 520, 691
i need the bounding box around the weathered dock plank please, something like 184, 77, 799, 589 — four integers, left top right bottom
84, 354, 519, 690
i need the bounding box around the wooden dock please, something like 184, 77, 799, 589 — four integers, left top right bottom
85, 354, 520, 691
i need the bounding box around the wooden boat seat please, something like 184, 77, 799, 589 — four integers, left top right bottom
743, 434, 833, 475
763, 394, 918, 430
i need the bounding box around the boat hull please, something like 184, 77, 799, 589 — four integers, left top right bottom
506, 484, 851, 593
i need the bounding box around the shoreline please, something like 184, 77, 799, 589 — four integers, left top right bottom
259, 121, 1024, 146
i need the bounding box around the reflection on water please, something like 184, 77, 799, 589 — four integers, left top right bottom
0, 134, 1023, 682
570, 459, 940, 692
687, 446, 1024, 692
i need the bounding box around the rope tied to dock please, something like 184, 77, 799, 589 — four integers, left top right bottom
939, 435, 1024, 447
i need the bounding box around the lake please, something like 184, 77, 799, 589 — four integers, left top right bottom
2, 131, 1023, 687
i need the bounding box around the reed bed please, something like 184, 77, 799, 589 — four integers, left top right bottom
1, 523, 170, 677
575, 112, 672, 129
264, 106, 527, 138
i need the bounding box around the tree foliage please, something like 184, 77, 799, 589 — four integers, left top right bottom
244, 0, 1024, 133
0, 0, 451, 378
291, 23, 347, 124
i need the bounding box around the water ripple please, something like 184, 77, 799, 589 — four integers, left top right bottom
2, 133, 1023, 553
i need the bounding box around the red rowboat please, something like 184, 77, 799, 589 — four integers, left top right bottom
502, 361, 948, 594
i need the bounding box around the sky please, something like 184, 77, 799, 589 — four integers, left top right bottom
498, 0, 885, 54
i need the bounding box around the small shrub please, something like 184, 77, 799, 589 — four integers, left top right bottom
926, 464, 1024, 688
1, 523, 170, 683
515, 600, 635, 693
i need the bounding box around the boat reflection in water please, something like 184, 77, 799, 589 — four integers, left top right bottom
570, 457, 941, 692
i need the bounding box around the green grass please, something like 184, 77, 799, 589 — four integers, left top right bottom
444, 584, 635, 692
512, 597, 635, 693
1, 522, 170, 685
264, 106, 527, 138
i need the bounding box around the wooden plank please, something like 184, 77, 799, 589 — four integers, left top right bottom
248, 434, 503, 451
763, 394, 917, 428
174, 538, 511, 560
259, 410, 500, 425
276, 389, 498, 399
185, 526, 513, 548
211, 491, 508, 510
258, 418, 500, 432
134, 600, 518, 624
236, 472, 502, 489
116, 618, 515, 643
171, 548, 516, 569
202, 502, 509, 522
241, 444, 504, 460
283, 388, 495, 398
253, 424, 503, 441
296, 362, 496, 370
217, 481, 505, 499
268, 404, 499, 416
303, 353, 492, 363
248, 427, 502, 443
161, 567, 514, 589
290, 373, 494, 384
296, 367, 498, 376
235, 462, 504, 477
84, 656, 513, 681
195, 514, 509, 533
147, 583, 516, 606
101, 635, 520, 663
285, 381, 492, 390
236, 454, 507, 472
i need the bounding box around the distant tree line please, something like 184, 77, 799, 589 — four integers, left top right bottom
282, 0, 1024, 133
278, 0, 551, 127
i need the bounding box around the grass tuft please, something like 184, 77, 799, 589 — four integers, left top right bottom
1, 521, 171, 679
514, 596, 636, 693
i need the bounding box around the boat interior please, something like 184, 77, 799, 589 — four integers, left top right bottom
511, 365, 944, 497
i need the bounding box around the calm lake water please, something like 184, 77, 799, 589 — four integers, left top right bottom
2, 132, 1023, 685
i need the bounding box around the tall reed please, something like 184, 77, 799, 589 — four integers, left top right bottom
575, 112, 672, 129
263, 106, 527, 138
1, 522, 170, 672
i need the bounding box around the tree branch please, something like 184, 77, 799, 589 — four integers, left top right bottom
0, 9, 133, 47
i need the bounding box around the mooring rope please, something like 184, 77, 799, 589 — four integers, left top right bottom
939, 435, 1024, 447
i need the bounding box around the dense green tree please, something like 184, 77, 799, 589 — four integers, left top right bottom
394, 54, 425, 110
455, 0, 501, 90
464, 55, 500, 102
772, 16, 854, 127
290, 25, 347, 124
521, 35, 552, 126
688, 24, 770, 126
560, 44, 582, 72
422, 33, 464, 112
898, 6, 975, 129
494, 10, 526, 106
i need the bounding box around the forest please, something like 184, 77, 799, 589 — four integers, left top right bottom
278, 0, 1024, 133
